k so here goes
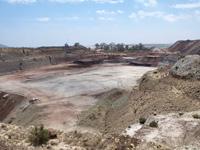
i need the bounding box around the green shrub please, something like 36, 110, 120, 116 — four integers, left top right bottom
139, 118, 146, 124
193, 114, 200, 119
149, 121, 158, 128
28, 124, 50, 146
153, 71, 158, 74
175, 66, 179, 70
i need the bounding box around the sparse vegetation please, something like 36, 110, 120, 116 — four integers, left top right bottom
94, 42, 151, 53
74, 42, 80, 47
175, 66, 179, 70
153, 71, 158, 74
149, 121, 158, 128
139, 117, 146, 124
28, 124, 50, 146
192, 114, 200, 119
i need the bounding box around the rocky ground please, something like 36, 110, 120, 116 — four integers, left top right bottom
124, 111, 200, 150
76, 55, 200, 149
0, 122, 172, 150
1, 55, 200, 150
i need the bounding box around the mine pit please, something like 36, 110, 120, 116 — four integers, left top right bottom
0, 62, 155, 130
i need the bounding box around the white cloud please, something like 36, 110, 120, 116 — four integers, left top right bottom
6, 0, 36, 3
163, 14, 177, 22
99, 17, 115, 21
36, 17, 50, 22
195, 10, 200, 15
92, 0, 123, 4
130, 11, 190, 22
96, 10, 116, 15
136, 0, 157, 7
138, 10, 163, 18
117, 10, 124, 14
96, 10, 124, 15
172, 2, 200, 9
129, 13, 136, 18
195, 10, 200, 21
57, 17, 79, 20
89, 17, 94, 21
50, 0, 124, 3
50, 0, 85, 3
6, 0, 124, 3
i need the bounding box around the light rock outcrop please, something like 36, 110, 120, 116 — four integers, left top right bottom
170, 55, 200, 80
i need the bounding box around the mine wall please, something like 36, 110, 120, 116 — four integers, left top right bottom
0, 55, 80, 75
0, 45, 93, 75
0, 58, 50, 74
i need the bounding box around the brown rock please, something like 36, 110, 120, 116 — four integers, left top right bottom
48, 128, 57, 139
50, 140, 58, 146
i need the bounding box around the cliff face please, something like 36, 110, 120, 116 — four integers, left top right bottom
0, 46, 90, 75
168, 40, 200, 55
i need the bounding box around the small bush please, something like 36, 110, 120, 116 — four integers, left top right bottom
175, 66, 179, 70
139, 118, 146, 124
149, 121, 158, 128
193, 114, 200, 119
28, 124, 50, 146
153, 71, 158, 74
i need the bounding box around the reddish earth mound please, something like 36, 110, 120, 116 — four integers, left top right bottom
168, 39, 200, 55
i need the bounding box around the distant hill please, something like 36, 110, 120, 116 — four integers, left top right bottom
0, 44, 8, 48
168, 39, 200, 55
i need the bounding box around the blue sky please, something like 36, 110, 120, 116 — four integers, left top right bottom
0, 0, 200, 47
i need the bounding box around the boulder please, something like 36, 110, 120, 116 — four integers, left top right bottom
170, 55, 200, 80
157, 54, 181, 67
48, 128, 57, 139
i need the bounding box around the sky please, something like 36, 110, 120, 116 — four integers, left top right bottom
0, 0, 200, 47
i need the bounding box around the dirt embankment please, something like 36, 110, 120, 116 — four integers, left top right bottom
76, 58, 200, 149
0, 92, 25, 122
78, 56, 200, 134
77, 89, 131, 133
0, 91, 45, 127
168, 39, 200, 55
106, 70, 200, 133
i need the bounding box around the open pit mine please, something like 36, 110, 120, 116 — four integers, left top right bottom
0, 40, 200, 150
